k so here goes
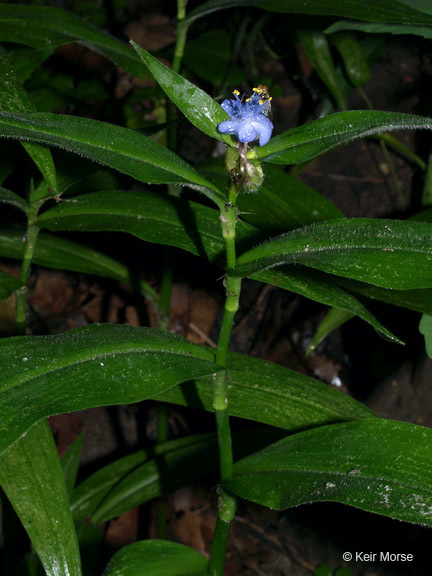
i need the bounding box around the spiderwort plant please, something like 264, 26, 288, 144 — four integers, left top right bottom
2, 2, 432, 576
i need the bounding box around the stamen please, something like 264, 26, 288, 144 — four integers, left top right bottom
233, 89, 240, 96
259, 100, 264, 105
245, 98, 251, 102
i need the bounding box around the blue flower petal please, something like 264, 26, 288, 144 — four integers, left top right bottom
217, 118, 244, 136
250, 115, 274, 146
221, 98, 242, 118
236, 120, 260, 143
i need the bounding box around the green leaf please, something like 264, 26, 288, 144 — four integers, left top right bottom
340, 279, 432, 316
0, 111, 224, 206
35, 190, 399, 343
36, 192, 399, 343
0, 4, 145, 79
36, 189, 230, 264
250, 110, 432, 165
397, 0, 432, 16
71, 449, 149, 522
255, 267, 402, 343
131, 41, 233, 146
297, 29, 346, 109
61, 434, 84, 499
0, 186, 28, 213
72, 428, 282, 523
331, 31, 371, 87
156, 350, 375, 432
326, 20, 432, 41
0, 227, 134, 282
419, 314, 432, 360
186, 0, 432, 26
0, 324, 220, 456
307, 307, 355, 355
31, 153, 99, 202
104, 540, 208, 576
232, 219, 432, 290
225, 419, 432, 527
0, 420, 82, 576
0, 269, 22, 301
4, 45, 55, 83
0, 46, 56, 192
77, 434, 218, 523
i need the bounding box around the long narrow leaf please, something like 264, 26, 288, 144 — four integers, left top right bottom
0, 112, 224, 206
297, 29, 346, 109
131, 42, 232, 145
61, 434, 85, 499
249, 110, 432, 165
0, 227, 133, 282
88, 435, 218, 523
0, 46, 56, 191
0, 4, 145, 79
0, 420, 82, 576
36, 191, 400, 343
233, 218, 432, 290
186, 0, 432, 26
0, 269, 22, 300
307, 307, 355, 354
0, 324, 220, 456
156, 350, 375, 431
72, 428, 282, 523
225, 419, 432, 527
326, 20, 432, 41
104, 540, 208, 576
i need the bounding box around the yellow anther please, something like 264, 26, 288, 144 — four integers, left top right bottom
259, 99, 264, 105
245, 98, 251, 102
252, 87, 259, 92
233, 89, 240, 95
269, 96, 273, 101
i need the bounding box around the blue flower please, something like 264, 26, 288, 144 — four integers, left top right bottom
218, 88, 274, 146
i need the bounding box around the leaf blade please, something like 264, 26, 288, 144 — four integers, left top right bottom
0, 45, 56, 191
0, 420, 82, 576
0, 269, 23, 301
233, 218, 432, 290
0, 111, 224, 205
0, 4, 145, 79
104, 540, 208, 576
250, 110, 432, 165
131, 41, 233, 145
0, 324, 220, 456
36, 190, 400, 343
225, 419, 432, 527
186, 0, 432, 27
156, 350, 375, 432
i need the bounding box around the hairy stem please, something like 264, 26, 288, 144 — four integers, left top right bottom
209, 184, 241, 575
15, 215, 39, 336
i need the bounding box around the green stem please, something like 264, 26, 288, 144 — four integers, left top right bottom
379, 138, 405, 210
209, 185, 241, 575
377, 133, 426, 172
15, 219, 39, 335
167, 5, 189, 150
